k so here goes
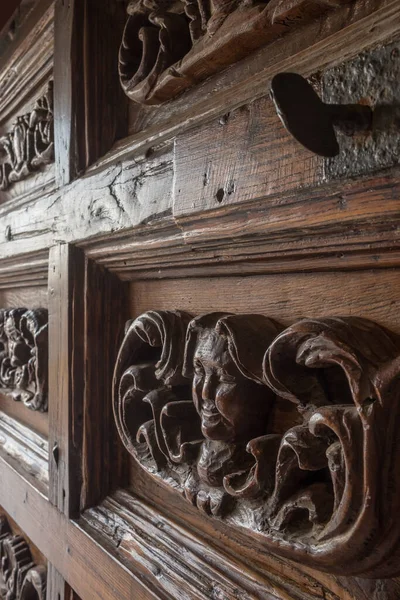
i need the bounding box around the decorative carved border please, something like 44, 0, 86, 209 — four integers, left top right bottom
119, 0, 353, 104
0, 82, 54, 191
0, 515, 46, 600
113, 310, 400, 577
0, 308, 48, 412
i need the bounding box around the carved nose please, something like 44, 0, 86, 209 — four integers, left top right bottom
202, 375, 215, 401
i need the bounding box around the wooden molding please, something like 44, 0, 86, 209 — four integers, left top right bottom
0, 411, 48, 491
113, 310, 400, 577
0, 515, 46, 600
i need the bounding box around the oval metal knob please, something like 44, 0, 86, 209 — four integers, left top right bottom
270, 72, 373, 158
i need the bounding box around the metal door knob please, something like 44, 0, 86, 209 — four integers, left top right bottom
270, 72, 373, 157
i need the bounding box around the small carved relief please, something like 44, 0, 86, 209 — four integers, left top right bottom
0, 516, 46, 600
0, 309, 48, 412
119, 0, 353, 104
113, 311, 400, 576
0, 82, 54, 191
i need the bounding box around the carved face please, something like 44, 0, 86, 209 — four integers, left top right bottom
192, 329, 270, 442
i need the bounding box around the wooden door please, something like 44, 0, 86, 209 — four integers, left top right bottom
0, 0, 400, 598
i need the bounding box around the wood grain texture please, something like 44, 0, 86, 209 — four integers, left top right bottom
173, 96, 322, 215
122, 0, 399, 156
0, 411, 48, 492
80, 259, 128, 510
48, 244, 85, 517
46, 563, 69, 600
53, 0, 127, 185
130, 269, 400, 333
82, 489, 342, 600
0, 394, 48, 438
0, 0, 53, 126
0, 455, 169, 600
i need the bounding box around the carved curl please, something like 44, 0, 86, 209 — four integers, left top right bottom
0, 516, 46, 600
0, 308, 48, 412
113, 311, 400, 577
0, 83, 53, 191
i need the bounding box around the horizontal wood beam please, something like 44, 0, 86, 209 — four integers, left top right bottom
0, 454, 160, 600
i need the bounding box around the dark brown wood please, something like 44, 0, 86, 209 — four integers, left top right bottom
118, 0, 352, 105
0, 514, 46, 600
0, 0, 23, 34
113, 309, 400, 577
80, 259, 128, 510
0, 82, 54, 191
48, 245, 85, 517
2, 0, 400, 598
53, 0, 127, 185
0, 308, 48, 412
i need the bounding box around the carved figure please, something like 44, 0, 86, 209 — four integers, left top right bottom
0, 82, 54, 191
0, 309, 48, 412
0, 516, 46, 600
114, 310, 400, 577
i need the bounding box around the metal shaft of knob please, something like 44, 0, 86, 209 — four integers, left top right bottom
270, 72, 373, 158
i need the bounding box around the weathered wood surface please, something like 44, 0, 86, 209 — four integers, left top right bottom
0, 411, 48, 491
48, 245, 85, 517
4, 448, 396, 600
1, 0, 400, 598
80, 258, 128, 511
54, 0, 127, 186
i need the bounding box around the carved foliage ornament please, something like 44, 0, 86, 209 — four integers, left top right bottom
0, 82, 54, 191
113, 310, 400, 577
0, 516, 46, 600
119, 0, 353, 104
0, 309, 48, 412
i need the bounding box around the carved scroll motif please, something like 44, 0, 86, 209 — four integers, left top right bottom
113, 311, 400, 577
0, 309, 48, 412
119, 0, 353, 104
0, 516, 46, 600
0, 82, 54, 191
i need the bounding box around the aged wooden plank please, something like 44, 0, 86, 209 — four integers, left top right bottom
0, 411, 48, 491
80, 259, 128, 510
48, 244, 85, 517
46, 563, 69, 600
130, 269, 400, 334
53, 0, 127, 185
0, 455, 161, 600
173, 96, 322, 215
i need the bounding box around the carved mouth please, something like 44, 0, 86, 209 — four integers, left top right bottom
202, 409, 221, 424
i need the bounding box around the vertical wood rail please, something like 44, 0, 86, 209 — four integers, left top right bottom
53, 0, 127, 186
47, 563, 69, 600
80, 259, 128, 510
48, 244, 85, 518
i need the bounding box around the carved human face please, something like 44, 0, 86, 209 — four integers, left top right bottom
192, 330, 270, 442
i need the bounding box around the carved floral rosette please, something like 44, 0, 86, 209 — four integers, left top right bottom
0, 516, 46, 600
0, 309, 48, 412
0, 82, 54, 191
113, 310, 400, 577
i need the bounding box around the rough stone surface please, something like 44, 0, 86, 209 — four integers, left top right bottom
323, 39, 400, 180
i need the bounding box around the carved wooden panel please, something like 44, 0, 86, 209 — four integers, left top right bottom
0, 309, 48, 412
0, 516, 46, 600
119, 0, 353, 104
114, 310, 400, 578
0, 83, 54, 191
